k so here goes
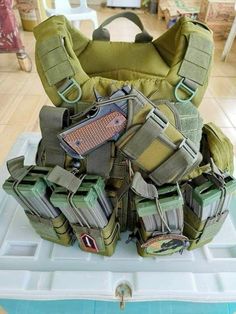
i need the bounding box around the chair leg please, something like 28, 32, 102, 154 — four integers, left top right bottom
221, 17, 236, 61
16, 51, 32, 72
92, 16, 98, 29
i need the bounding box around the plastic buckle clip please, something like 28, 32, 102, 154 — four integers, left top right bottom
179, 138, 198, 159
57, 78, 82, 104
174, 78, 198, 104
146, 108, 168, 130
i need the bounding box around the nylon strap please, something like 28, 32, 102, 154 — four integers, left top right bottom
47, 166, 84, 193
38, 36, 75, 86
121, 108, 175, 161
86, 142, 114, 178
7, 156, 29, 181
37, 106, 69, 167
178, 33, 213, 86
131, 172, 158, 199
122, 112, 168, 160
131, 172, 171, 232
92, 12, 153, 43
150, 139, 201, 186
110, 151, 127, 180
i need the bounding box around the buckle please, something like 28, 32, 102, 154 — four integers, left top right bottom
174, 78, 198, 104
57, 78, 82, 104
179, 138, 198, 159
146, 108, 168, 130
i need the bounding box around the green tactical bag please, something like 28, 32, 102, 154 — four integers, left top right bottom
48, 166, 120, 256
3, 156, 74, 246
33, 12, 213, 110
130, 172, 189, 256
183, 170, 236, 249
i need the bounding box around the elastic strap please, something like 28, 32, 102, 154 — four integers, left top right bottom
131, 172, 171, 232
67, 191, 90, 228
7, 157, 40, 217
47, 166, 84, 194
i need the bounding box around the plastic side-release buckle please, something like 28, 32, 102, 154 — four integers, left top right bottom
57, 78, 82, 104
146, 108, 169, 130
174, 78, 198, 104
179, 138, 198, 159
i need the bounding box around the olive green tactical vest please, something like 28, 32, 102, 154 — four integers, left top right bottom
33, 12, 214, 111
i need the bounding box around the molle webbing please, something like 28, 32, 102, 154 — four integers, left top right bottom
108, 150, 130, 231
154, 99, 203, 150
38, 36, 75, 86
173, 22, 214, 104
34, 15, 213, 108
118, 107, 202, 185
178, 34, 213, 87
37, 106, 69, 167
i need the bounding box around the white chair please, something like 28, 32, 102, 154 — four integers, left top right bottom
221, 1, 236, 61
42, 0, 98, 29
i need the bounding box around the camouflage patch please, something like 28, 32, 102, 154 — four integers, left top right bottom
141, 234, 190, 256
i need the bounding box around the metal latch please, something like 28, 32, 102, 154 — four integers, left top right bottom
115, 283, 132, 310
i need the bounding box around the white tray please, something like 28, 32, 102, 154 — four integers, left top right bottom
0, 133, 236, 302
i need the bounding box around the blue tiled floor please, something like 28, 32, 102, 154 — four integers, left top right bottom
1, 300, 236, 314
